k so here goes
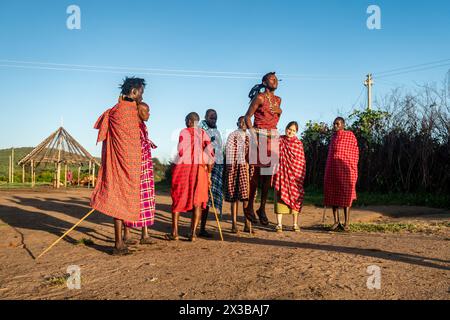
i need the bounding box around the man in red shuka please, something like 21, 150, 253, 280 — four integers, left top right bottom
324, 117, 359, 232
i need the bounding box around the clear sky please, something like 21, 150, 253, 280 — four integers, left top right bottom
0, 0, 449, 162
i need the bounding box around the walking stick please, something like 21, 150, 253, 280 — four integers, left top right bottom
209, 187, 224, 241
36, 208, 96, 260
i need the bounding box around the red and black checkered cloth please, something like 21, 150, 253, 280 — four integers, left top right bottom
324, 130, 359, 207
224, 130, 250, 202
171, 127, 215, 213
272, 135, 306, 212
124, 122, 156, 228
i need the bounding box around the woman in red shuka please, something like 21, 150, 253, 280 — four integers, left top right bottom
324, 117, 359, 232
272, 121, 306, 233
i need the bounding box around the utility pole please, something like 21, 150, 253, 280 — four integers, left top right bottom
364, 73, 374, 110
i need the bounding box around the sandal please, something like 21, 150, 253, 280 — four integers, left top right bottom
140, 237, 156, 245
293, 225, 300, 232
231, 226, 238, 234
112, 246, 130, 256
256, 209, 269, 226
275, 225, 283, 233
342, 224, 350, 232
123, 238, 138, 245
330, 223, 340, 231
164, 233, 179, 241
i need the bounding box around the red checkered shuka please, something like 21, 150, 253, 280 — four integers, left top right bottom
124, 122, 156, 228
90, 99, 141, 222
224, 130, 250, 202
171, 127, 215, 213
273, 135, 306, 212
324, 130, 359, 207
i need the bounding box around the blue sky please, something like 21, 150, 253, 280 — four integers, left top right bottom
0, 0, 449, 162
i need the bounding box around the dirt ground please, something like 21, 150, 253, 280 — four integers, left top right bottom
0, 188, 449, 300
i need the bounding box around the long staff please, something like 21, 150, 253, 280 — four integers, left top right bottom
36, 208, 96, 259
209, 187, 224, 241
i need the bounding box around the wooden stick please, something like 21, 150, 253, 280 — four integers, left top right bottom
88, 161, 92, 188
11, 148, 14, 183
208, 187, 224, 241
8, 155, 11, 184
92, 163, 96, 187
36, 208, 96, 260
77, 166, 81, 186
64, 163, 68, 188
22, 165, 25, 184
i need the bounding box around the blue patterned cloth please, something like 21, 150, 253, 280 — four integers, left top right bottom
200, 120, 224, 216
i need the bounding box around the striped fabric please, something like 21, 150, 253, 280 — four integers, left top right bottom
200, 120, 225, 214
124, 122, 156, 228
208, 164, 224, 215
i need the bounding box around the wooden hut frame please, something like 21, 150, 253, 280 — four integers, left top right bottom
17, 127, 100, 188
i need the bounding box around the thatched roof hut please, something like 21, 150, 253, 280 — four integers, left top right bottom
18, 127, 100, 188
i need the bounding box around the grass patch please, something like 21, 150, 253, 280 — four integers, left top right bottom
324, 222, 450, 234
76, 238, 94, 246
0, 182, 52, 189
44, 274, 70, 287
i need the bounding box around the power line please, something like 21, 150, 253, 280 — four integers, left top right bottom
374, 58, 450, 76
0, 59, 355, 80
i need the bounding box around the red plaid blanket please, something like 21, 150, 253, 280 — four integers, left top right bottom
273, 135, 306, 212
90, 99, 141, 221
124, 122, 156, 228
324, 130, 359, 207
225, 130, 250, 202
171, 128, 215, 213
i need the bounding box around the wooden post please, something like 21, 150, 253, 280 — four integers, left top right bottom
88, 161, 92, 188
92, 163, 96, 187
31, 160, 35, 188
64, 163, 68, 188
22, 165, 25, 184
56, 161, 61, 189
8, 156, 11, 184
11, 148, 14, 184
77, 165, 81, 187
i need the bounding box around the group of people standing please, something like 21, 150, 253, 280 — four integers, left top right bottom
90, 73, 359, 255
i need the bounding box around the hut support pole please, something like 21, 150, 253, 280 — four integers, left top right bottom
22, 165, 25, 184
92, 163, 96, 187
78, 166, 81, 187
88, 161, 92, 189
8, 156, 11, 184
11, 148, 14, 183
31, 160, 35, 188
64, 163, 68, 188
